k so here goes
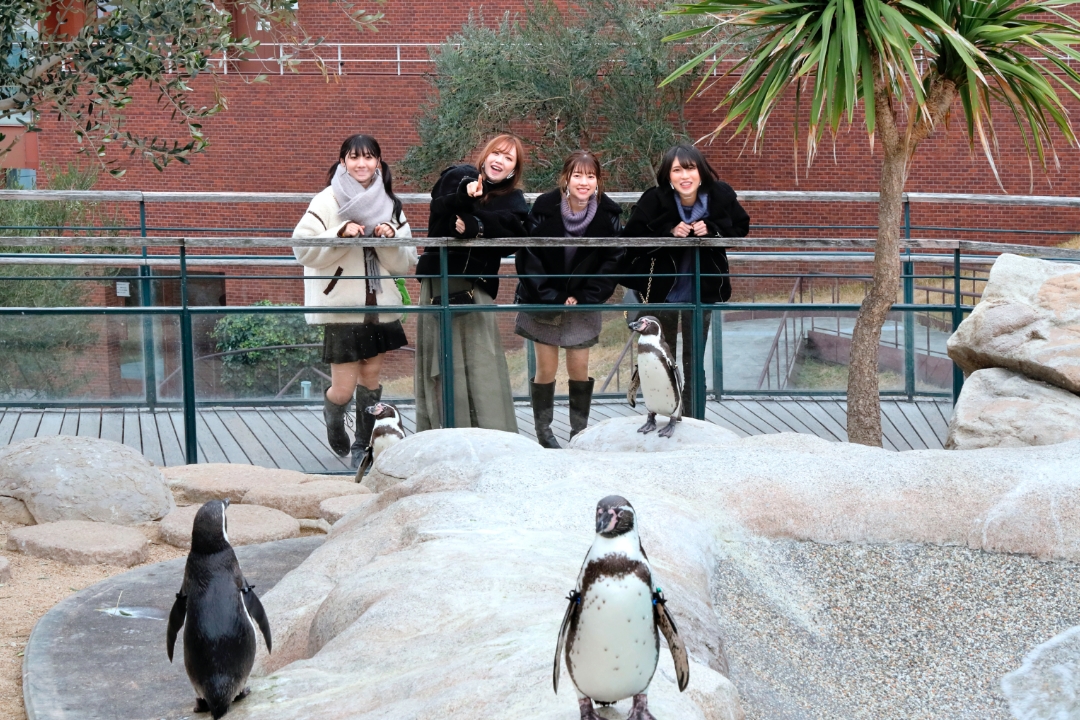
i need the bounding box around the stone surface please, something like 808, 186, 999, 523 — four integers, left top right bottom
243, 479, 371, 519
0, 556, 9, 584
7, 520, 149, 566
0, 436, 175, 525
947, 367, 1080, 450
319, 493, 379, 524
0, 495, 34, 525
159, 503, 301, 549
1001, 625, 1080, 719
568, 415, 742, 452
948, 253, 1080, 393
23, 537, 323, 720
163, 463, 313, 505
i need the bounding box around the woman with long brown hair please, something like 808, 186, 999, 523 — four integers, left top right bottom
413, 134, 529, 432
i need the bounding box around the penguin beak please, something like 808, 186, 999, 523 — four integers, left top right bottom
222, 498, 230, 509
628, 319, 643, 333
596, 509, 615, 534
365, 404, 379, 415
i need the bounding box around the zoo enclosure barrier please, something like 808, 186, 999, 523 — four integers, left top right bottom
4, 190, 1080, 464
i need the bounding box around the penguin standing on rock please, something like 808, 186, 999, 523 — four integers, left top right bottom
167, 500, 272, 719
626, 316, 683, 437
555, 495, 689, 720
354, 401, 406, 481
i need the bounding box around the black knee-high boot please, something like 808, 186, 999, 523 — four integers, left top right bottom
568, 377, 594, 440
323, 391, 351, 457
530, 379, 561, 449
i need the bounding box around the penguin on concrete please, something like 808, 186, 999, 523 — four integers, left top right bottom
167, 499, 271, 719
555, 495, 689, 720
626, 316, 683, 437
354, 401, 406, 481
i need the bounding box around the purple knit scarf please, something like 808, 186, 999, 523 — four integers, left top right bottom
561, 194, 598, 237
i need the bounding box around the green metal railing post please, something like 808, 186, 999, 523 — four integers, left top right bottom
952, 248, 964, 404
179, 243, 199, 462
439, 246, 455, 428
903, 201, 915, 401
711, 310, 723, 397
138, 200, 157, 410
692, 246, 706, 420
526, 340, 536, 382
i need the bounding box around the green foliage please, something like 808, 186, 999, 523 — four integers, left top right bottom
663, 0, 1080, 180
400, 0, 711, 191
211, 301, 325, 397
0, 0, 384, 173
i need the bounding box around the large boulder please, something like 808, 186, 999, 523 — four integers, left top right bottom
0, 436, 174, 525
947, 367, 1080, 450
948, 253, 1080, 392
243, 480, 371, 519
216, 430, 1080, 720
163, 464, 314, 505
1001, 625, 1080, 719
319, 494, 379, 524
159, 503, 301, 549
7, 520, 149, 566
568, 416, 742, 452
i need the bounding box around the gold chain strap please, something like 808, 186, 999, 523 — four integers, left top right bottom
624, 258, 656, 320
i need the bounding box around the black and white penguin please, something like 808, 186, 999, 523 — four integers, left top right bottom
354, 401, 406, 481
167, 499, 272, 719
555, 495, 689, 720
626, 316, 683, 437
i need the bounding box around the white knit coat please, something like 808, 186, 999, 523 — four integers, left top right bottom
292, 186, 418, 325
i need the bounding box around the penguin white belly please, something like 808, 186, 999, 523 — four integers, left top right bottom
637, 352, 679, 417
569, 574, 658, 703
371, 432, 398, 462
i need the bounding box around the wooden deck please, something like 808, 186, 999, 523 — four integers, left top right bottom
0, 398, 953, 472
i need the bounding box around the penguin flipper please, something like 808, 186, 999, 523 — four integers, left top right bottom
166, 591, 186, 662
553, 590, 580, 694
355, 445, 374, 482
627, 365, 640, 408
243, 585, 273, 653
654, 592, 689, 692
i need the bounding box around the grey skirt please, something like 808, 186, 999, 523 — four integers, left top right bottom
514, 310, 601, 349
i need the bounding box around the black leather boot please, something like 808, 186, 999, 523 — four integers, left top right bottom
568, 377, 594, 440
323, 391, 351, 457
350, 384, 382, 469
530, 378, 561, 449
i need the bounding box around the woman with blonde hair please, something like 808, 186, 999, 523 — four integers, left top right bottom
413, 134, 529, 432
293, 134, 417, 467
515, 150, 623, 448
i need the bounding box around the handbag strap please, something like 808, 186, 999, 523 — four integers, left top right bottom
624, 257, 657, 320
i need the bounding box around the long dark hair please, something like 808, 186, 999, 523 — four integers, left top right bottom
326, 134, 403, 223
655, 144, 720, 192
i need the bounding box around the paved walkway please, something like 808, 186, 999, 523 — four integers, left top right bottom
0, 398, 953, 472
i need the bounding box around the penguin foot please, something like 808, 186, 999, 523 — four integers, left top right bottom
627, 693, 658, 720
193, 698, 210, 713
234, 687, 251, 702
637, 413, 657, 434
657, 417, 679, 438
577, 697, 602, 720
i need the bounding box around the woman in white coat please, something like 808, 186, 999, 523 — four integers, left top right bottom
293, 134, 417, 468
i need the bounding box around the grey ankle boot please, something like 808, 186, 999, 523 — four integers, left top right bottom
323, 391, 352, 457
350, 385, 383, 469
530, 379, 561, 449
568, 377, 594, 440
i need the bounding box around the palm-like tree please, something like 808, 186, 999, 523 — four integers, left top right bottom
663, 0, 1080, 446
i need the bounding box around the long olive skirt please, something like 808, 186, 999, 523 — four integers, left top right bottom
413, 279, 519, 433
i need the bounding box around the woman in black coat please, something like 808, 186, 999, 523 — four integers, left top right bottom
413, 134, 529, 433
515, 150, 624, 448
621, 144, 750, 412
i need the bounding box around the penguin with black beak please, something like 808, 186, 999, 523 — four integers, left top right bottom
626, 316, 683, 437
555, 495, 689, 719
355, 401, 406, 481
166, 500, 271, 719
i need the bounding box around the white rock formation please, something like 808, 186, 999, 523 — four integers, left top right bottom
217, 429, 1080, 720
947, 367, 1080, 449
948, 253, 1080, 393
163, 464, 315, 505
319, 494, 378, 524
1002, 625, 1080, 719
0, 436, 174, 525
7, 520, 149, 566
243, 479, 371, 519
568, 416, 742, 452
159, 503, 301, 549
